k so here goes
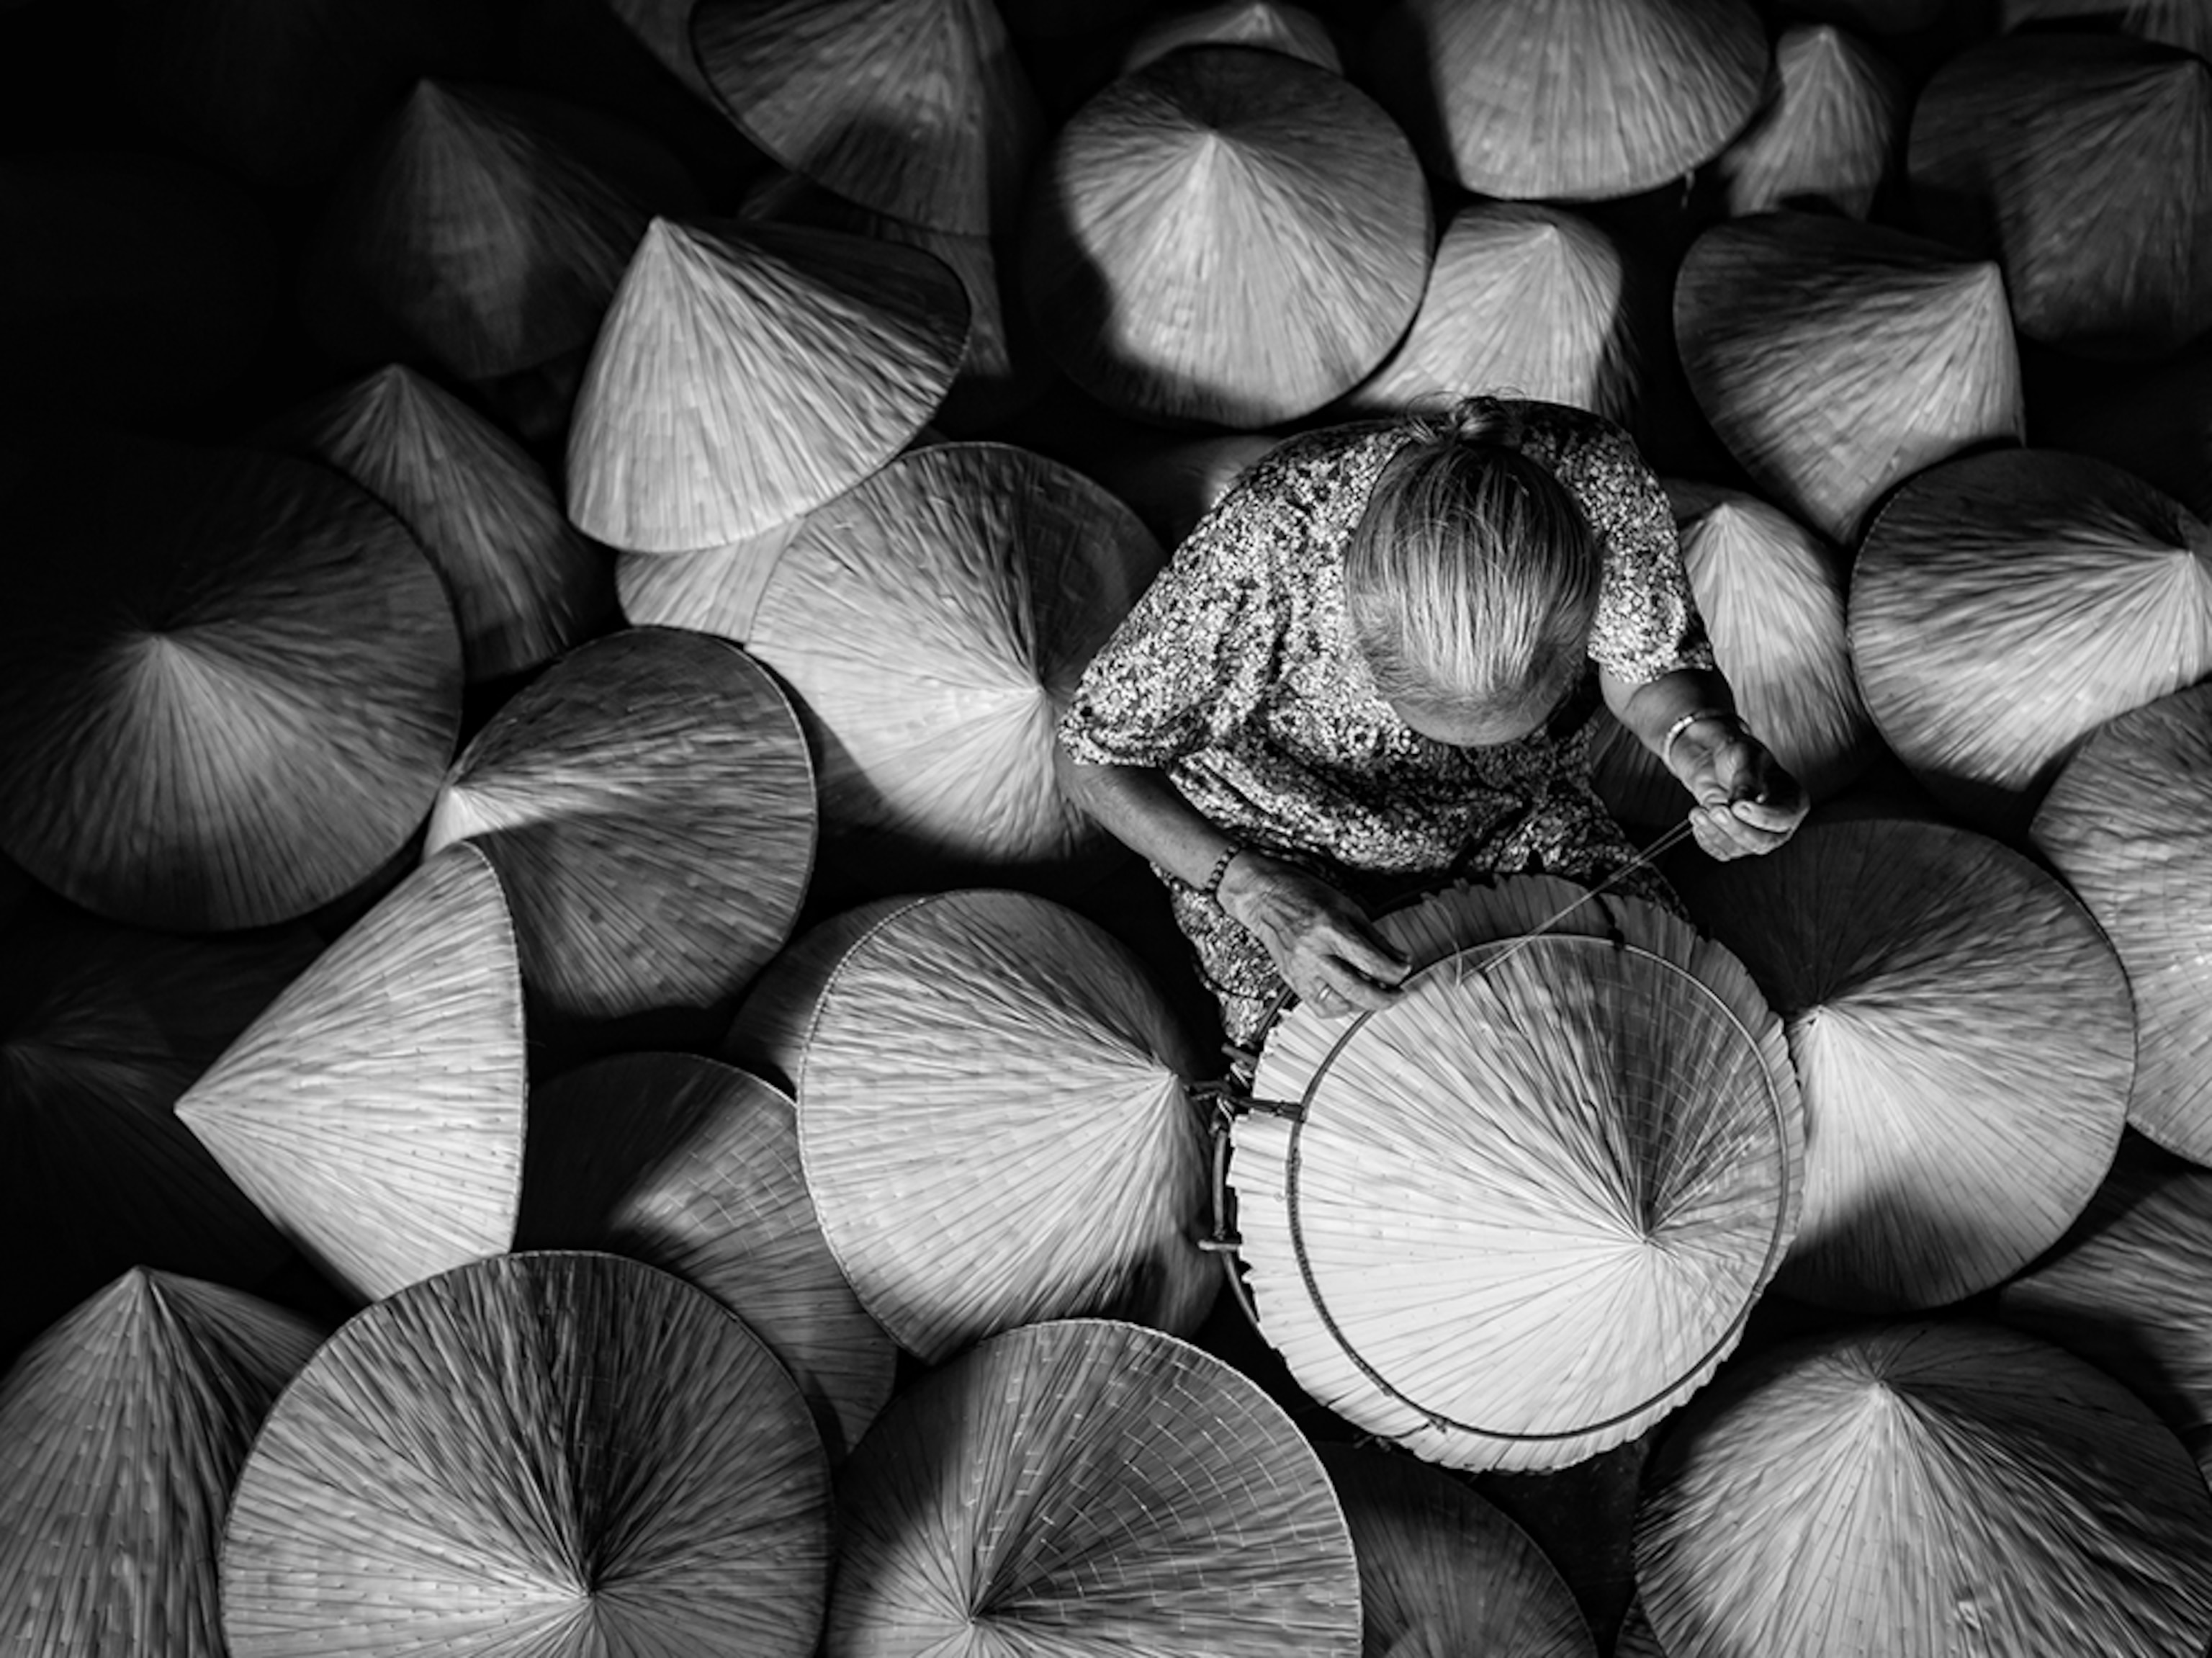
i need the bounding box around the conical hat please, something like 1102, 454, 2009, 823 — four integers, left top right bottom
1345, 201, 1641, 423
0, 435, 462, 931
1020, 44, 1431, 426
175, 844, 526, 1301
721, 897, 926, 1091
1242, 879, 1802, 1471
1369, 0, 1769, 201
0, 1271, 324, 1658
794, 890, 1216, 1363
2032, 685, 2212, 1160
826, 1319, 1362, 1658
1084, 432, 1285, 548
1320, 1444, 1596, 1658
1848, 449, 2212, 838
1593, 484, 1875, 827
613, 517, 804, 644
744, 442, 1161, 884
269, 364, 615, 682
1671, 815, 2133, 1308
1124, 1, 1342, 73
0, 150, 274, 418
1635, 1322, 2212, 1658
1674, 211, 2023, 544
2002, 0, 2212, 56
0, 902, 316, 1353
426, 628, 815, 1028
566, 218, 968, 552
1910, 34, 2212, 360
220, 1251, 832, 1658
1714, 24, 1905, 220
1999, 1147, 2212, 1470
1614, 1602, 1668, 1658
303, 80, 698, 380
689, 0, 1042, 235
516, 1054, 895, 1459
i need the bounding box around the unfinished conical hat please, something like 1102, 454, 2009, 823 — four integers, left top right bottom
1671, 815, 2133, 1308
0, 1271, 323, 1658
1911, 34, 2212, 360
2002, 0, 2212, 56
303, 80, 700, 381
1849, 449, 2212, 838
174, 845, 524, 1302
0, 151, 273, 418
1635, 1322, 2212, 1658
1999, 1148, 2212, 1470
1084, 433, 1283, 547
1124, 1, 1342, 72
1021, 44, 1431, 426
425, 628, 815, 1027
689, 0, 1040, 235
1715, 24, 1906, 220
0, 435, 462, 931
721, 897, 925, 1090
739, 169, 1047, 435
826, 1318, 1362, 1658
745, 443, 1162, 882
1675, 211, 2023, 544
516, 1054, 894, 1460
2036, 353, 2212, 524
221, 1250, 832, 1658
794, 890, 1215, 1363
269, 365, 614, 682
1243, 878, 1802, 1471
1369, 0, 1769, 200
566, 218, 968, 552
1320, 1444, 1596, 1658
2032, 685, 2212, 1160
1346, 202, 1640, 423
0, 903, 317, 1354
1593, 484, 1876, 828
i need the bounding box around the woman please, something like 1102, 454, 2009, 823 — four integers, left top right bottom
1056, 395, 1808, 1049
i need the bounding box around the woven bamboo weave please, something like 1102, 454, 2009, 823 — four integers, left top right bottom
722, 897, 925, 1092
1714, 24, 1905, 220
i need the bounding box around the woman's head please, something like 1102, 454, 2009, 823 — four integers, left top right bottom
1344, 395, 1602, 745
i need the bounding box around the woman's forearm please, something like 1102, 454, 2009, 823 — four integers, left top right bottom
1053, 743, 1241, 889
1601, 665, 1745, 781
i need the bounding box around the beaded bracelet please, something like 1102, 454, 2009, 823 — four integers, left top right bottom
1661, 707, 1740, 776
1199, 841, 1244, 899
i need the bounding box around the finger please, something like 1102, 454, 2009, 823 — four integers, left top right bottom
1318, 959, 1403, 1013
1709, 805, 1789, 857
1725, 796, 1805, 835
1692, 807, 1753, 860
1328, 925, 1413, 987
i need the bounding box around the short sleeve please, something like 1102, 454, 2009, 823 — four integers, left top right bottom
1056, 447, 1308, 769
1537, 408, 1717, 686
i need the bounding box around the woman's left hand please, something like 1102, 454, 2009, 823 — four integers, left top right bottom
1673, 722, 1809, 860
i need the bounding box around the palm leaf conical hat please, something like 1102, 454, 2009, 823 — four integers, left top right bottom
1673, 211, 2023, 545
0, 434, 462, 931
1714, 23, 1906, 220
174, 844, 526, 1302
1999, 1147, 2212, 1471
2031, 684, 2212, 1160
266, 364, 613, 683
0, 902, 317, 1353
793, 890, 1216, 1363
1240, 878, 1802, 1471
516, 1053, 896, 1460
1848, 448, 2212, 839
690, 0, 1043, 235
1671, 815, 2133, 1309
721, 897, 925, 1091
1370, 0, 1770, 201
1320, 1443, 1596, 1658
2000, 0, 2212, 56
1593, 483, 1875, 827
1635, 1322, 2212, 1658
566, 218, 968, 552
826, 1318, 1362, 1658
220, 1251, 833, 1658
1020, 43, 1431, 427
743, 442, 1161, 885
1345, 202, 1642, 423
0, 1271, 324, 1658
1123, 1, 1342, 72
1910, 33, 2212, 360
426, 628, 816, 1029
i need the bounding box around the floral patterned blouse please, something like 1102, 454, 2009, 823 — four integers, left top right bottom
1058, 400, 1714, 882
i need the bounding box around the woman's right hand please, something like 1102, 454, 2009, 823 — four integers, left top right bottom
1215, 851, 1411, 1017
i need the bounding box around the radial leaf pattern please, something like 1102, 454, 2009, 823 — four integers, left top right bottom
1716, 24, 1905, 220
1124, 1, 1341, 73
2001, 0, 2212, 56
721, 897, 925, 1092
